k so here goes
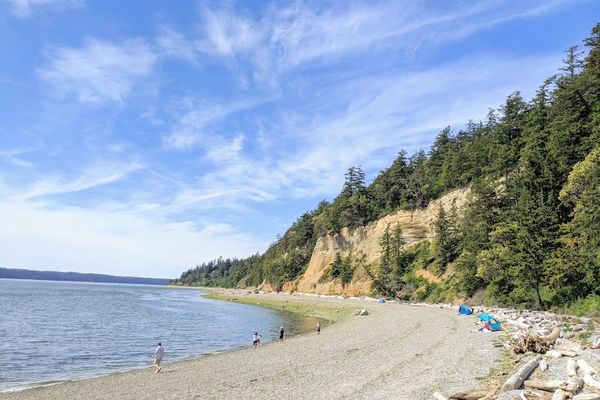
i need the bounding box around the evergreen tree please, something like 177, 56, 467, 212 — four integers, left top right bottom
550, 147, 600, 302
390, 223, 407, 291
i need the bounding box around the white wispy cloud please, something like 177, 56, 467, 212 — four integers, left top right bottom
38, 38, 157, 103
162, 96, 274, 150
16, 161, 143, 200
3, 0, 82, 17
185, 0, 575, 85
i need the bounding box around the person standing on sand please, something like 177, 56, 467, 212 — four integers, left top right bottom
279, 326, 284, 342
153, 342, 164, 373
316, 321, 321, 335
253, 332, 260, 348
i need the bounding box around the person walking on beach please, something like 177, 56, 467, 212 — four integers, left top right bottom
253, 332, 260, 348
279, 326, 285, 342
153, 342, 164, 373
316, 321, 321, 335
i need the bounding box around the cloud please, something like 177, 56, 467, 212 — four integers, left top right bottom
3, 0, 82, 17
15, 161, 143, 200
38, 38, 157, 103
162, 96, 274, 150
0, 199, 264, 277
187, 0, 575, 85
157, 27, 201, 63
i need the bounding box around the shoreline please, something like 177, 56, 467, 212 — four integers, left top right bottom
0, 288, 347, 395
0, 290, 503, 400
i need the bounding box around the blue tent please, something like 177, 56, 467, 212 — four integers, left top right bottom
458, 304, 473, 315
478, 313, 502, 331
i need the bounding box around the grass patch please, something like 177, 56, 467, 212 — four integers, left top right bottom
563, 295, 600, 317
203, 291, 354, 323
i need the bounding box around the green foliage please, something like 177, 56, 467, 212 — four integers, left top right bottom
374, 223, 409, 296
562, 296, 600, 317
328, 252, 355, 285
431, 204, 460, 273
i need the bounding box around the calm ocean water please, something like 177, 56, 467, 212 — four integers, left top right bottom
0, 279, 313, 392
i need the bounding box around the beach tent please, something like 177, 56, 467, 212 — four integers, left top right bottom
458, 304, 473, 315
478, 313, 502, 331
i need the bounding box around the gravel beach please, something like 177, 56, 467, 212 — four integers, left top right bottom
1, 292, 500, 400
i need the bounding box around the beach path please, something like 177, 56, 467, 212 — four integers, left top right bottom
1, 294, 499, 400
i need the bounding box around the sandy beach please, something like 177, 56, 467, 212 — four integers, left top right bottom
1, 291, 500, 400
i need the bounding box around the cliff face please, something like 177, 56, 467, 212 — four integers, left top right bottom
288, 187, 470, 296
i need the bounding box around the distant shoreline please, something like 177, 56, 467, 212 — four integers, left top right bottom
0, 267, 170, 285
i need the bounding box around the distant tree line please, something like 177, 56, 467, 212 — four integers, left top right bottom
173, 24, 600, 310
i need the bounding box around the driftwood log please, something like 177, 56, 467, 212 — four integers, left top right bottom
546, 350, 563, 358
583, 373, 600, 389
502, 355, 542, 391
566, 377, 584, 393
577, 359, 598, 376
552, 389, 570, 400
523, 380, 567, 392
541, 327, 561, 345
449, 389, 493, 399
573, 394, 600, 400
433, 392, 448, 400
559, 350, 578, 357
567, 358, 578, 377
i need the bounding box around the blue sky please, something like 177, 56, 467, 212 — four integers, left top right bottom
0, 0, 598, 278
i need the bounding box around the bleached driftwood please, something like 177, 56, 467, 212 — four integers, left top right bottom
507, 319, 531, 330
583, 373, 600, 389
449, 389, 493, 399
546, 350, 563, 358
578, 359, 598, 376
565, 377, 584, 393
559, 350, 578, 357
567, 358, 578, 377
541, 327, 561, 345
552, 389, 570, 400
522, 377, 582, 394
523, 380, 567, 391
433, 392, 448, 400
573, 394, 600, 400
502, 355, 542, 391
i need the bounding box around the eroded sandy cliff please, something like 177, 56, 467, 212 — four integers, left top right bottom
288, 187, 470, 296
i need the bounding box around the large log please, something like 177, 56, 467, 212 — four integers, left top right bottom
541, 327, 561, 345
523, 380, 567, 392
502, 355, 542, 391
